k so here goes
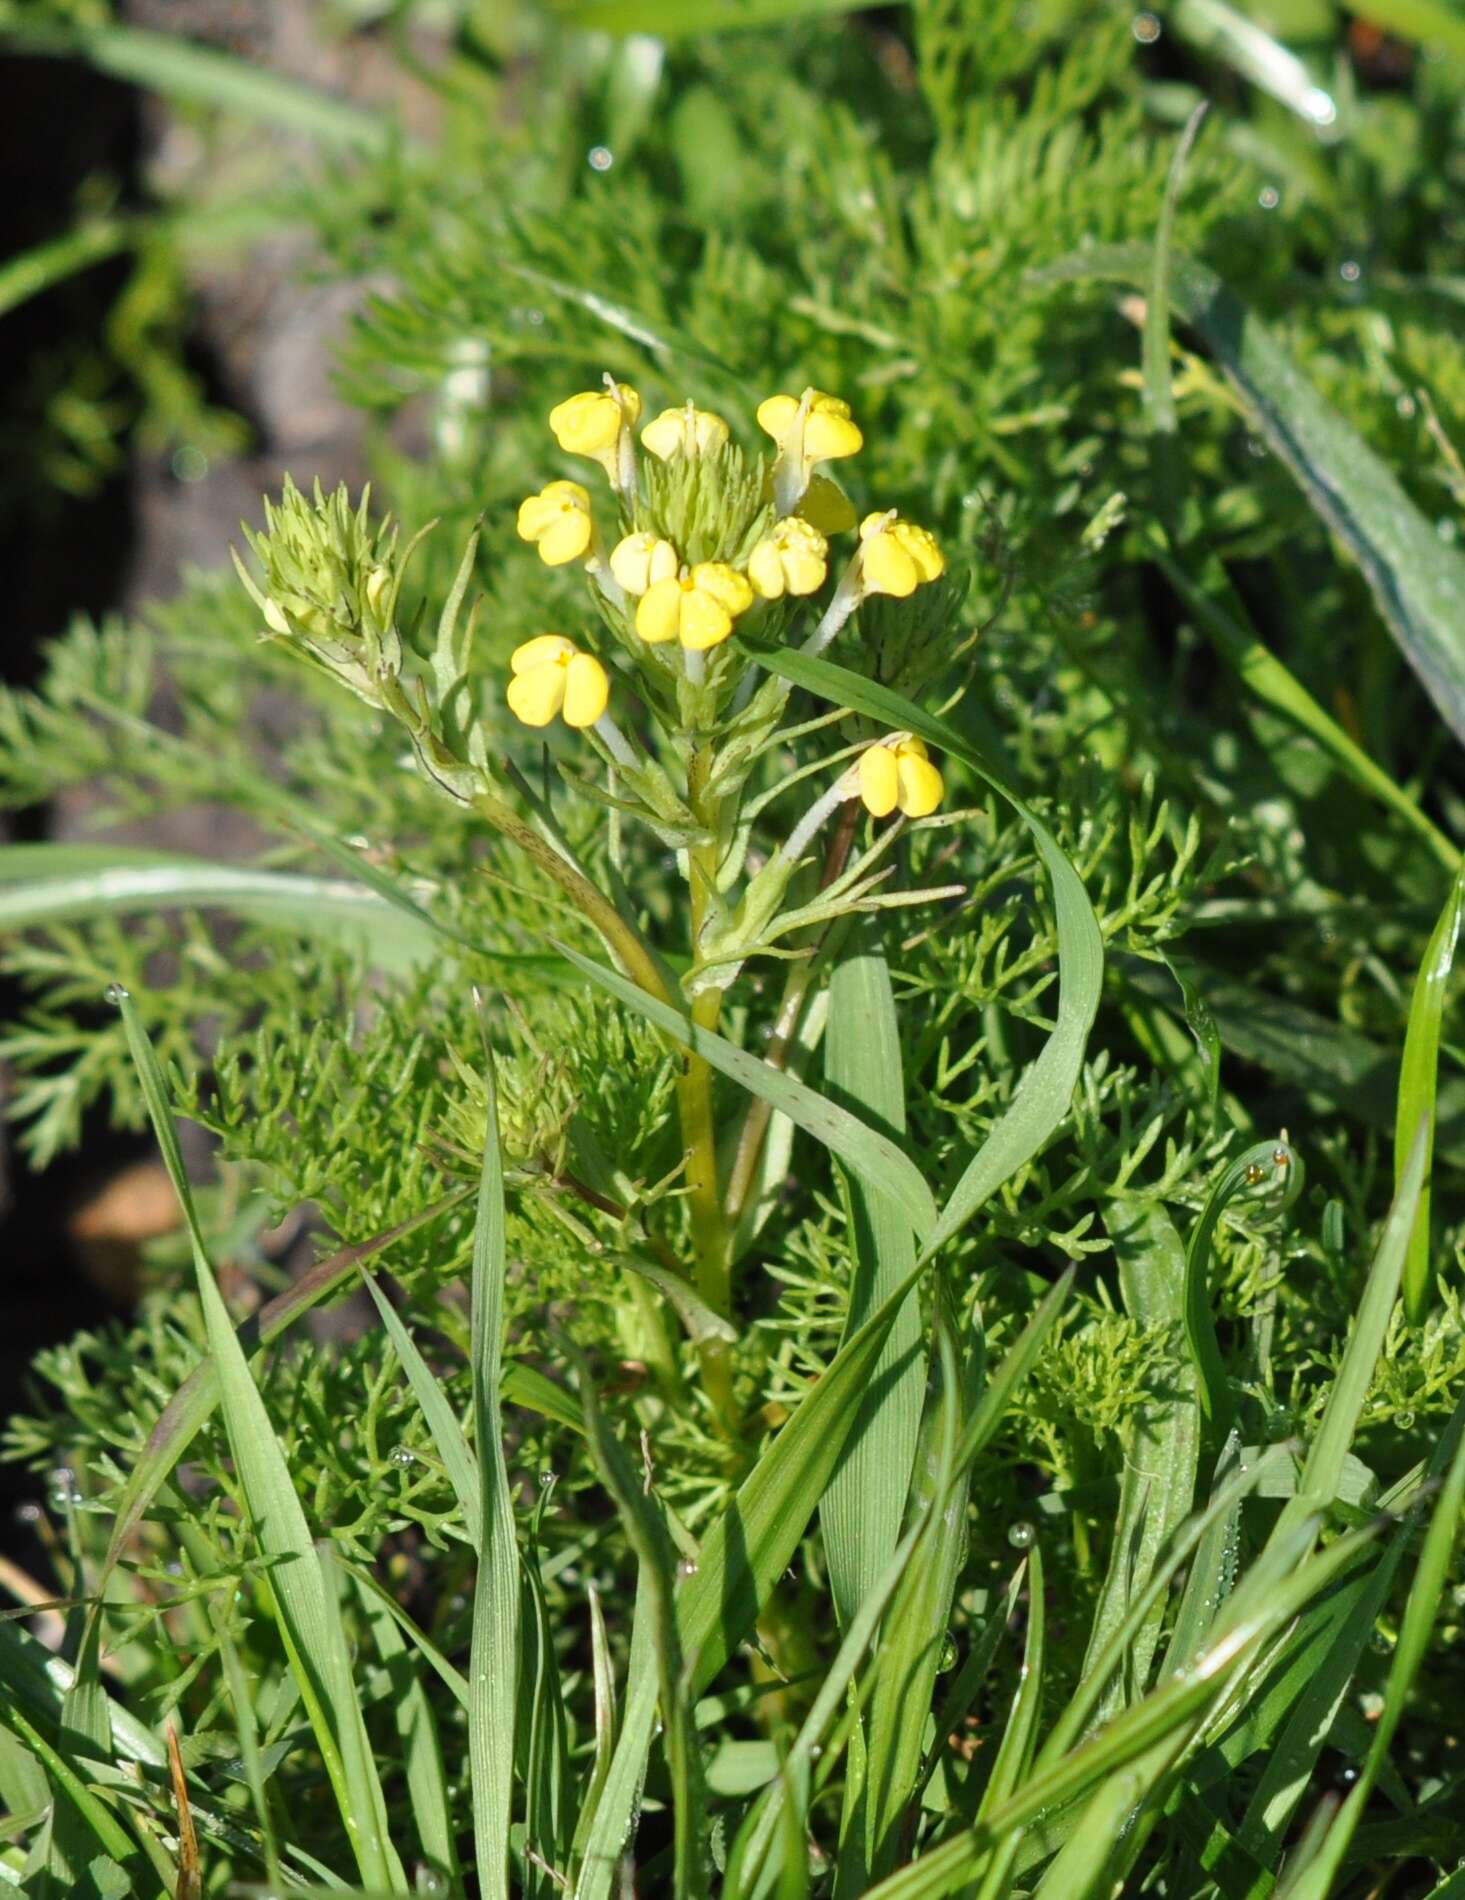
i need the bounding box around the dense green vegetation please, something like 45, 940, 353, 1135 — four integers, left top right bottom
3, 2, 1465, 1895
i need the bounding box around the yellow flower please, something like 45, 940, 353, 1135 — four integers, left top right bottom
858, 511, 944, 598
641, 404, 730, 460
747, 517, 828, 599
609, 532, 680, 596
516, 481, 594, 566
796, 474, 857, 536
857, 737, 944, 819
636, 562, 754, 651
757, 388, 863, 465
506, 635, 609, 730
549, 383, 642, 483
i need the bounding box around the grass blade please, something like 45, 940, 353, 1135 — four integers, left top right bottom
114, 986, 402, 1892
1397, 863, 1465, 1321
821, 947, 925, 1631
1184, 1141, 1303, 1437
574, 1350, 707, 1900
1277, 1399, 1465, 1900
467, 1051, 521, 1900
7, 19, 390, 147
1081, 1202, 1199, 1722
1271, 1124, 1426, 1549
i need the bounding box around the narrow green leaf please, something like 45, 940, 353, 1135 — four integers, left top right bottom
1081, 1202, 1199, 1723
361, 1270, 481, 1544
544, 0, 883, 39
114, 988, 402, 1892
1170, 0, 1344, 125
574, 1349, 707, 1900
1271, 1124, 1426, 1550
822, 947, 925, 1631
467, 1054, 521, 1900
6, 19, 390, 147
575, 1268, 1074, 1900
1183, 1140, 1303, 1436
1397, 864, 1465, 1321
552, 939, 937, 1237
746, 645, 1103, 1263
850, 1303, 977, 1892
1277, 1398, 1465, 1900
1044, 245, 1465, 751
1144, 547, 1458, 869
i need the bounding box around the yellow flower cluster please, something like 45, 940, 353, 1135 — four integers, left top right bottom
507, 379, 950, 808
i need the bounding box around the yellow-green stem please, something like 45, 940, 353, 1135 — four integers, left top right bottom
470, 791, 670, 1008
684, 744, 736, 1425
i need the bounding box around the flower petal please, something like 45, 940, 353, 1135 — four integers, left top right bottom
861, 534, 921, 598
756, 393, 800, 443
897, 753, 944, 818
562, 653, 610, 727
858, 745, 900, 817
679, 591, 734, 651
636, 578, 685, 644
506, 663, 566, 727
511, 634, 576, 675
692, 563, 754, 616
537, 511, 593, 565
747, 538, 788, 599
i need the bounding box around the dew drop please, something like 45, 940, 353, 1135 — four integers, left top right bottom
1302, 86, 1338, 127
13, 1501, 40, 1525
389, 1445, 416, 1469
1397, 393, 1417, 418
1396, 1409, 1416, 1430
1339, 259, 1362, 284
588, 145, 614, 173
46, 1467, 76, 1510
539, 1469, 557, 1488
1132, 10, 1161, 42
1258, 185, 1281, 210
1008, 1520, 1036, 1550
938, 1633, 959, 1673
676, 1558, 699, 1580
104, 982, 129, 1005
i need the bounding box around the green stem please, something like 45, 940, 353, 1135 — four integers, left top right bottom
469, 791, 671, 1007
683, 743, 736, 1425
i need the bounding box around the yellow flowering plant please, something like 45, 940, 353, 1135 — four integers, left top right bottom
235, 380, 961, 1418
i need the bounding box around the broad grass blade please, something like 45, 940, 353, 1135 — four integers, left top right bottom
115, 988, 402, 1892
1082, 1202, 1198, 1722
575, 1352, 707, 1900
0, 842, 441, 971
467, 1054, 521, 1900
821, 948, 924, 1630
360, 1269, 480, 1541
841, 1304, 975, 1893
1397, 863, 1465, 1321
